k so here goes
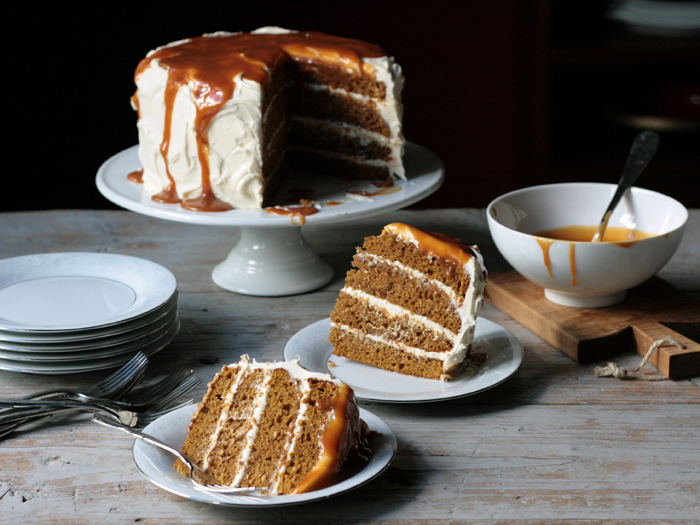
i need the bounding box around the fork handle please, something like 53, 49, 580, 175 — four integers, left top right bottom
91, 413, 194, 472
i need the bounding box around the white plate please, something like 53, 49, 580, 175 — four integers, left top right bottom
0, 253, 177, 332
132, 405, 396, 507
0, 319, 179, 374
284, 318, 524, 403
96, 142, 444, 227
0, 292, 178, 344
0, 313, 178, 362
0, 301, 178, 352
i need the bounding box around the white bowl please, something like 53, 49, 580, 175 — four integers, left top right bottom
486, 183, 688, 308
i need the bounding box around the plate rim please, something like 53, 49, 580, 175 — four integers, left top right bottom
0, 319, 179, 375
132, 405, 397, 507
284, 317, 524, 403
0, 252, 177, 332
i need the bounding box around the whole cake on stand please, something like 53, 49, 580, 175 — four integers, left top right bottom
97, 28, 443, 296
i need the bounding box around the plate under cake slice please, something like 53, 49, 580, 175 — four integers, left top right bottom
329, 223, 487, 381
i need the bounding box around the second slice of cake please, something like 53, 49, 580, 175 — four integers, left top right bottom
329, 223, 487, 381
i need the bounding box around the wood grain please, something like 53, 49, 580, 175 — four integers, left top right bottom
487, 271, 700, 379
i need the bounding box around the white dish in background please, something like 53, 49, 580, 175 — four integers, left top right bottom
0, 253, 177, 332
132, 405, 396, 507
284, 318, 523, 403
0, 319, 179, 374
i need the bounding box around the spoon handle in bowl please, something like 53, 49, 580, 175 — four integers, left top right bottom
591, 131, 660, 242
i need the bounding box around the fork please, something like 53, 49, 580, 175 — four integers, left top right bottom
0, 369, 200, 413
0, 398, 194, 430
0, 353, 149, 437
0, 373, 200, 430
92, 413, 265, 494
21, 352, 149, 401
0, 365, 200, 437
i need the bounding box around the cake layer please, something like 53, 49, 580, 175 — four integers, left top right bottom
344, 256, 462, 333
330, 291, 455, 353
330, 326, 446, 380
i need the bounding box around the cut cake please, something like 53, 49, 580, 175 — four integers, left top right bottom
131, 27, 405, 211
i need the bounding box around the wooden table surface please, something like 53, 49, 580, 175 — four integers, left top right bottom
1, 209, 699, 524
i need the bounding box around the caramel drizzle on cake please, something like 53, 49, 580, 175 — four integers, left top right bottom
134, 30, 390, 212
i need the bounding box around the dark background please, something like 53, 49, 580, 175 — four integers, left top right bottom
6, 1, 699, 212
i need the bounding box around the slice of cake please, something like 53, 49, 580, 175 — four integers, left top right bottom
329, 223, 487, 381
132, 27, 405, 211
174, 355, 369, 495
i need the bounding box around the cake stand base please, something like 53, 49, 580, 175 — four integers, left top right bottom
212, 226, 333, 296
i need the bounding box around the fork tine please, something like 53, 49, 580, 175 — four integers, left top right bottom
93, 352, 149, 398
122, 368, 194, 405
135, 400, 194, 427
145, 376, 201, 412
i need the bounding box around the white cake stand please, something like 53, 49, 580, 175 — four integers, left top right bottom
96, 142, 444, 296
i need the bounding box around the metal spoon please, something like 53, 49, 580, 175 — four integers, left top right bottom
591, 131, 660, 242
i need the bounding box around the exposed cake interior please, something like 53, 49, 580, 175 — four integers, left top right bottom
330, 223, 487, 381
174, 354, 368, 495
132, 27, 404, 211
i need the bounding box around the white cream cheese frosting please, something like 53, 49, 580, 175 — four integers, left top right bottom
132, 27, 405, 210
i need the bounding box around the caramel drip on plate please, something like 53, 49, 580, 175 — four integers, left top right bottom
134, 31, 386, 211
384, 223, 483, 279
293, 383, 356, 494
127, 169, 144, 183
265, 205, 319, 225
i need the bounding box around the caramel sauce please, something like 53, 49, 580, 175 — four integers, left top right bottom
293, 384, 369, 494
384, 223, 485, 279
181, 191, 233, 212
265, 205, 319, 225
535, 224, 655, 245
152, 184, 182, 204
533, 225, 656, 286
134, 31, 386, 211
324, 201, 343, 206
127, 169, 144, 183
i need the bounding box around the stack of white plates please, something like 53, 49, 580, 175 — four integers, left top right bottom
608, 0, 700, 37
0, 253, 179, 374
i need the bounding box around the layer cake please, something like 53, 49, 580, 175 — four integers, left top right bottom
329, 223, 487, 381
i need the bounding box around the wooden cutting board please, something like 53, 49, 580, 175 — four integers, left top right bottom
486, 271, 700, 379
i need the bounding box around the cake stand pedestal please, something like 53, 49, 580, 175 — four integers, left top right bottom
211, 226, 333, 296
96, 142, 443, 296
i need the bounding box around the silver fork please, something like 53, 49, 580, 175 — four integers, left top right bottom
0, 374, 200, 429
22, 352, 149, 401
92, 413, 265, 494
1, 369, 200, 413
0, 353, 149, 437
0, 398, 194, 429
